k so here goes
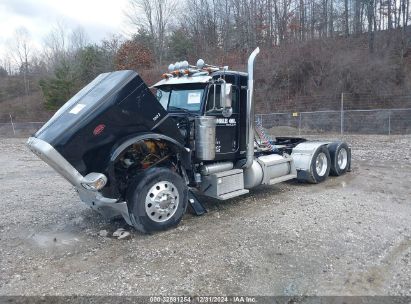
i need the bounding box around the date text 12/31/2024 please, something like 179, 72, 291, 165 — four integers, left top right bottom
149, 296, 257, 303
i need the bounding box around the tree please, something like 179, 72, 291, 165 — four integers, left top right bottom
132, 28, 156, 51
43, 21, 69, 67
168, 28, 194, 60
115, 40, 153, 71
344, 0, 350, 36
9, 27, 33, 95
0, 66, 8, 77
354, 0, 363, 34
70, 26, 89, 51
367, 0, 375, 53
126, 0, 177, 64
39, 62, 76, 109
76, 45, 105, 83
2, 54, 13, 76
388, 0, 393, 30
100, 35, 123, 71
329, 0, 334, 36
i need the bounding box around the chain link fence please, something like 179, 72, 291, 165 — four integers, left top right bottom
1, 92, 411, 137
256, 108, 411, 136
1, 108, 410, 138
253, 93, 411, 136
0, 121, 45, 137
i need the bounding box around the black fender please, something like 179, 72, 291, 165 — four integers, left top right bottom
101, 132, 192, 199
109, 132, 189, 163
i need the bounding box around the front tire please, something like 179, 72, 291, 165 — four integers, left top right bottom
127, 167, 188, 233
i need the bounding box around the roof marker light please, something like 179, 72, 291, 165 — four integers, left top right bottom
196, 59, 205, 69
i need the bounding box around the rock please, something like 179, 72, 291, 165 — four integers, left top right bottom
99, 230, 109, 237
177, 226, 188, 231
118, 231, 131, 240
113, 228, 126, 237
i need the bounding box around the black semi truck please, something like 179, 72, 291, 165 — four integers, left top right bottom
27, 48, 351, 233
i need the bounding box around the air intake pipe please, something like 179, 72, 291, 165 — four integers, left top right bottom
244, 47, 260, 169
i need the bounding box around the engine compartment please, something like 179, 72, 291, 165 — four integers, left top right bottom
114, 140, 177, 195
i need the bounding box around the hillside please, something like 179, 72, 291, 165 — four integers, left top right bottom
253, 31, 411, 113
1, 28, 411, 122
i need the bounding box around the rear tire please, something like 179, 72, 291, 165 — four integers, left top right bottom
328, 142, 350, 176
309, 145, 331, 184
126, 167, 188, 233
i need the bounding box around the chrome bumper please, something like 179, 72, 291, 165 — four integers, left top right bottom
26, 137, 132, 225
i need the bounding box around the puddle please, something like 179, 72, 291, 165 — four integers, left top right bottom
324, 175, 352, 190
29, 231, 81, 248
325, 177, 350, 188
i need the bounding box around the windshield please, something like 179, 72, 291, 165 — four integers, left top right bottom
156, 85, 206, 112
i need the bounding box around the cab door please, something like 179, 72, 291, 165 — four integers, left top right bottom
205, 84, 239, 161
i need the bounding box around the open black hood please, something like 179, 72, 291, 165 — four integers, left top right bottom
34, 70, 183, 175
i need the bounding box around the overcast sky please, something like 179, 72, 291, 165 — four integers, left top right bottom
0, 0, 133, 58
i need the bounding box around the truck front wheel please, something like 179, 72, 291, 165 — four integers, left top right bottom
126, 168, 188, 233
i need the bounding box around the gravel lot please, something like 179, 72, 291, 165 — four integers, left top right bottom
0, 135, 410, 296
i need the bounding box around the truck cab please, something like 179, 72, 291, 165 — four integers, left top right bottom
153, 71, 248, 162
26, 48, 351, 233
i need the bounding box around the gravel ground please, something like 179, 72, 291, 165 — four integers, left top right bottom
0, 135, 410, 296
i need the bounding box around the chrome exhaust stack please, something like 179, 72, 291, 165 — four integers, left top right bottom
244, 47, 260, 169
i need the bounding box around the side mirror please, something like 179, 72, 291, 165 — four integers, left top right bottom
220, 82, 233, 117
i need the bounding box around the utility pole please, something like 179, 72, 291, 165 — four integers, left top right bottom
9, 114, 16, 136
340, 93, 344, 135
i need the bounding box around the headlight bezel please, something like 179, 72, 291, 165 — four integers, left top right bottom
81, 173, 107, 191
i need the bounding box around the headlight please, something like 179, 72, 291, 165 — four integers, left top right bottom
81, 173, 107, 191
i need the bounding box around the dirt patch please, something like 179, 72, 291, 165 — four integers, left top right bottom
0, 136, 410, 296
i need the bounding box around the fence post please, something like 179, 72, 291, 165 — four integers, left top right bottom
388, 110, 391, 135
340, 93, 344, 135
9, 114, 16, 136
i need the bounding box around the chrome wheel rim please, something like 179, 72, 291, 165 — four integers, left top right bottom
145, 181, 179, 223
315, 152, 328, 177
337, 148, 348, 170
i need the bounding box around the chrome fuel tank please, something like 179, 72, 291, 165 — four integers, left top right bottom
195, 116, 216, 160
244, 154, 295, 188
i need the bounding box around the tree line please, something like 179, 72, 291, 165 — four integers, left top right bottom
130, 0, 410, 60
0, 0, 410, 112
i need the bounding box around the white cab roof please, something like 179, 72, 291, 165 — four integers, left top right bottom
151, 75, 212, 88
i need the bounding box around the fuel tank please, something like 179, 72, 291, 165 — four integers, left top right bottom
33, 70, 183, 175
243, 154, 294, 188
195, 116, 216, 160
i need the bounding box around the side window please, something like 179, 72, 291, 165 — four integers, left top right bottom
156, 90, 170, 110
206, 84, 239, 113
231, 85, 239, 113
206, 85, 222, 112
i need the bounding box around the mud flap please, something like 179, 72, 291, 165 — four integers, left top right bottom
188, 190, 207, 216
347, 147, 352, 172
